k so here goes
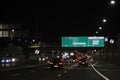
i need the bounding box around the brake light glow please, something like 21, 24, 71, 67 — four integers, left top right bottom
79, 61, 82, 63
85, 61, 88, 63
49, 62, 53, 64
59, 62, 63, 65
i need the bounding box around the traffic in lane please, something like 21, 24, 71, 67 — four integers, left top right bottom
0, 62, 109, 80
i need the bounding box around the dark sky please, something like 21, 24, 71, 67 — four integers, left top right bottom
0, 0, 120, 43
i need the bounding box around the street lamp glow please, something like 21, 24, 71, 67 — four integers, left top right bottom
12, 29, 15, 32
103, 19, 107, 23
96, 31, 98, 34
18, 38, 21, 41
39, 42, 41, 44
32, 39, 35, 42
25, 40, 27, 42
110, 0, 116, 5
99, 27, 102, 30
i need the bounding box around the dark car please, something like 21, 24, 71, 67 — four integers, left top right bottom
48, 58, 64, 69
78, 57, 88, 67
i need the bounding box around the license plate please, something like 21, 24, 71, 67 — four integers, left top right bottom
54, 65, 58, 67
82, 62, 85, 64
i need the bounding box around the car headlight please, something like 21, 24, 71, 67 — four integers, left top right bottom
12, 58, 16, 62
1, 60, 5, 63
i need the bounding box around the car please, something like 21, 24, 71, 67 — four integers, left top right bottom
1, 57, 18, 64
78, 57, 88, 67
48, 58, 64, 69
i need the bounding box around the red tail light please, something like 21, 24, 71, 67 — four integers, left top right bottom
59, 62, 63, 65
78, 61, 82, 63
85, 61, 88, 63
49, 62, 54, 65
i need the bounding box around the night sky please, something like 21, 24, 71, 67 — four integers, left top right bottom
0, 0, 120, 43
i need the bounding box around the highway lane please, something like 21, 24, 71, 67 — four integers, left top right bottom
0, 63, 109, 80
57, 65, 104, 80
94, 63, 120, 80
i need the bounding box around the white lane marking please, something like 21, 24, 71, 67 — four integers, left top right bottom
73, 64, 78, 67
92, 62, 99, 66
58, 74, 62, 77
90, 62, 110, 80
30, 70, 36, 73
12, 73, 21, 76
64, 70, 67, 73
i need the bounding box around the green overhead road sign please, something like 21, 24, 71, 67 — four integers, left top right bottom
62, 36, 105, 47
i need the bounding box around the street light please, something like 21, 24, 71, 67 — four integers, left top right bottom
18, 38, 21, 41
12, 29, 15, 32
32, 39, 35, 42
110, 0, 116, 5
25, 40, 27, 43
39, 42, 41, 44
102, 19, 107, 23
96, 31, 99, 34
99, 27, 102, 30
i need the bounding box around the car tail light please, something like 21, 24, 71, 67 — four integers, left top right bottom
59, 62, 63, 65
49, 62, 54, 65
76, 59, 78, 62
78, 61, 82, 63
85, 61, 88, 63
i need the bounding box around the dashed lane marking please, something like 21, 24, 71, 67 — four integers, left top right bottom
58, 74, 62, 77
12, 73, 21, 76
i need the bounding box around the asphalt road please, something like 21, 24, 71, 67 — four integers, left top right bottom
0, 63, 108, 80
93, 62, 120, 80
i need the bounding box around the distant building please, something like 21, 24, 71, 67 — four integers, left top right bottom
0, 24, 43, 47
0, 24, 30, 46
0, 24, 29, 38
